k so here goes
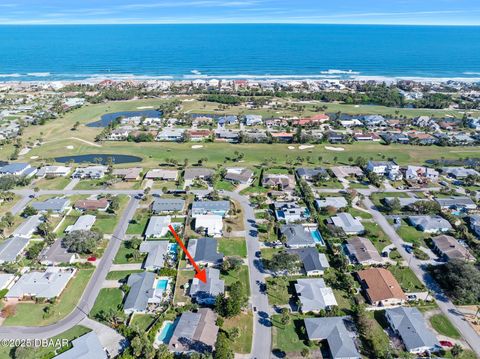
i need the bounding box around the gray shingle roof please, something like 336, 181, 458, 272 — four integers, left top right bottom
331, 213, 364, 234
187, 238, 223, 265
31, 198, 69, 212
184, 168, 214, 180
12, 215, 43, 238
304, 316, 360, 359
408, 215, 452, 232
189, 268, 225, 302
55, 331, 107, 359
152, 198, 185, 213
295, 278, 337, 312
192, 201, 230, 214
139, 241, 169, 269
287, 247, 329, 273
124, 271, 156, 312
386, 307, 440, 352
315, 197, 348, 209
280, 225, 315, 248
0, 236, 30, 263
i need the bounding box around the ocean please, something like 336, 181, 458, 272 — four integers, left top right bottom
0, 24, 480, 82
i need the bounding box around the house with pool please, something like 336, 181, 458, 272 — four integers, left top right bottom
123, 272, 172, 314
280, 224, 324, 248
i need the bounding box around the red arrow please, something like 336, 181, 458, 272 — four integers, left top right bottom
168, 225, 207, 283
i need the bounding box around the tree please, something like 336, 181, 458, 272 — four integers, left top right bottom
215, 281, 246, 318
428, 260, 480, 305
22, 206, 38, 217
2, 212, 15, 227
221, 256, 243, 273
130, 332, 155, 359
62, 230, 103, 254
214, 332, 234, 359
280, 308, 290, 325
451, 344, 464, 358
263, 251, 301, 274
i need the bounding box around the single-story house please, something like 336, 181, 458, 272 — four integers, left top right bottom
262, 174, 295, 191
36, 165, 71, 178
194, 215, 223, 237
139, 240, 170, 270
356, 268, 406, 307
431, 235, 475, 262
304, 316, 361, 359
441, 167, 480, 179
168, 309, 219, 354
330, 166, 364, 179
112, 167, 142, 181
156, 128, 185, 142
31, 197, 70, 213
12, 214, 43, 238
0, 163, 34, 177
224, 168, 254, 184
54, 331, 107, 359
144, 216, 172, 238
74, 198, 110, 211
408, 215, 452, 233
123, 271, 159, 314
187, 237, 223, 266
344, 237, 383, 266
145, 169, 179, 181
65, 215, 96, 233
295, 278, 337, 313
6, 267, 76, 300
287, 248, 330, 276
0, 274, 15, 291
0, 236, 30, 263
274, 201, 307, 223
192, 201, 230, 217
296, 167, 329, 181
280, 224, 316, 248
151, 198, 185, 214
434, 196, 477, 212
189, 267, 225, 305
330, 213, 365, 235
315, 197, 348, 210
39, 239, 76, 266
404, 166, 439, 181
72, 166, 108, 179
184, 168, 215, 181
385, 307, 441, 354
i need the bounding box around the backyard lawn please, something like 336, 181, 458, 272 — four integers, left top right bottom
106, 270, 143, 281
130, 313, 156, 332
271, 314, 309, 354
221, 265, 250, 296
126, 208, 150, 235
4, 269, 94, 326
173, 269, 195, 305
113, 241, 146, 264
266, 276, 295, 306
218, 237, 247, 258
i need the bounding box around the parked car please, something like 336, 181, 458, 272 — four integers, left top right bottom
440, 340, 454, 348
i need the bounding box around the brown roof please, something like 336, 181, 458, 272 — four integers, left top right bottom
432, 235, 475, 261
74, 198, 109, 210
357, 268, 406, 303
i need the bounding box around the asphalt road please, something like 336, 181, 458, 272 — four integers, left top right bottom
0, 196, 139, 340
222, 191, 272, 359
363, 197, 480, 357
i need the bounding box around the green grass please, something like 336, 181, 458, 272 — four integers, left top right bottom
221, 265, 250, 296
4, 269, 94, 326
90, 288, 124, 319
173, 269, 195, 305
266, 276, 295, 306
333, 289, 354, 315
106, 270, 143, 281
349, 207, 372, 220
0, 325, 91, 359
126, 208, 150, 235
389, 266, 426, 292
34, 176, 71, 190
363, 221, 392, 253
130, 313, 156, 332
113, 241, 146, 264
371, 192, 409, 209
396, 219, 429, 245
223, 312, 253, 354
271, 314, 309, 353
218, 237, 247, 258
214, 180, 236, 191
429, 314, 461, 339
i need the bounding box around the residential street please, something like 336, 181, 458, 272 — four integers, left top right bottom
362, 197, 480, 357
0, 196, 139, 340
222, 191, 272, 359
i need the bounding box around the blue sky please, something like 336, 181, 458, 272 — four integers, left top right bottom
1, 0, 480, 25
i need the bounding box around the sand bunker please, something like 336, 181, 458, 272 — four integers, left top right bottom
191, 145, 204, 149
288, 146, 296, 150
30, 156, 39, 159
66, 145, 74, 149
19, 148, 31, 155
299, 145, 314, 150
136, 106, 154, 109
325, 146, 345, 152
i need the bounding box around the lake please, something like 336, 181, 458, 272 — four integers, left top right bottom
87, 110, 163, 128
55, 154, 143, 164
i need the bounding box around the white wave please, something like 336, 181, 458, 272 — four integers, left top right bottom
352, 75, 480, 84
463, 72, 480, 76
191, 70, 202, 75
320, 69, 360, 75
182, 74, 342, 80
0, 73, 22, 78
27, 72, 51, 77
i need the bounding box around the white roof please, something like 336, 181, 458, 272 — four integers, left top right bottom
65, 215, 96, 233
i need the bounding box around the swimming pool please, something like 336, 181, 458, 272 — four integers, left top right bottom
156, 279, 169, 291
310, 229, 325, 246
157, 320, 176, 344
